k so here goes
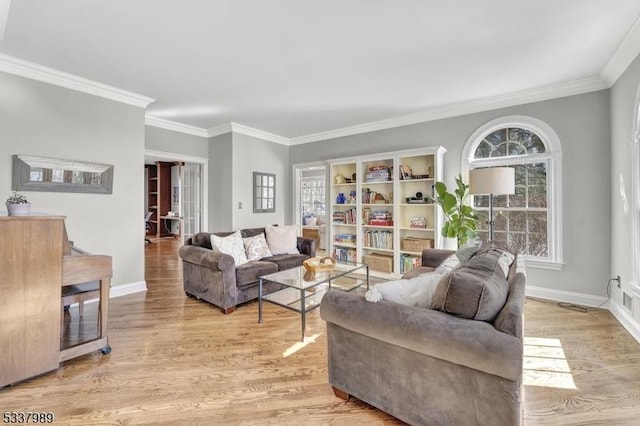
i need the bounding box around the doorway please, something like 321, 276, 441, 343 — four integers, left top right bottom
144, 150, 208, 245
293, 163, 327, 253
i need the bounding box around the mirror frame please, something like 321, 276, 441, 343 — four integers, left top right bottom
12, 154, 114, 194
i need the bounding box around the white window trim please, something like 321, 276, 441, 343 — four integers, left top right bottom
462, 115, 564, 270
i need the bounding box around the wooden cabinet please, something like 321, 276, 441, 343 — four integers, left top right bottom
0, 215, 65, 387
327, 146, 446, 276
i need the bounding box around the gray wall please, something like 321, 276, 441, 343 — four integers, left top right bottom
232, 133, 290, 229
291, 91, 611, 298
208, 132, 233, 231
610, 52, 640, 320
145, 126, 209, 158
0, 71, 145, 287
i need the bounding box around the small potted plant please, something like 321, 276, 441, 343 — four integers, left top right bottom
5, 191, 31, 216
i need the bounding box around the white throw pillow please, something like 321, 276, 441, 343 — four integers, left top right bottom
365, 272, 444, 308
497, 250, 515, 277
434, 254, 460, 275
211, 231, 248, 266
243, 233, 273, 261
265, 225, 300, 255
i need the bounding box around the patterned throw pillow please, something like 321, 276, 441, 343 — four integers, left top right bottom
243, 233, 273, 261
210, 231, 248, 266
265, 225, 300, 255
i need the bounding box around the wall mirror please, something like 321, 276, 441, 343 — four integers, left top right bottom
12, 154, 114, 194
253, 172, 276, 213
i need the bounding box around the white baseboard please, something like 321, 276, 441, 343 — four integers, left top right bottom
526, 285, 608, 308
110, 280, 148, 298
608, 300, 640, 343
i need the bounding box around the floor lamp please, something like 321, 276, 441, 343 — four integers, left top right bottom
469, 167, 515, 242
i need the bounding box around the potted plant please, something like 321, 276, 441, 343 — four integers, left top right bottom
434, 174, 477, 247
5, 191, 31, 216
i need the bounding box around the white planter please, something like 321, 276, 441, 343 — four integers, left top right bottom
7, 203, 31, 216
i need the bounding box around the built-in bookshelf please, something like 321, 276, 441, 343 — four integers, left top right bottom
328, 146, 446, 277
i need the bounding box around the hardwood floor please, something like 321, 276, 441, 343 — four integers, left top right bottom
1, 238, 639, 425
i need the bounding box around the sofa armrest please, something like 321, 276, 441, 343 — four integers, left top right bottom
178, 245, 235, 272
297, 236, 317, 257
320, 290, 522, 381
421, 248, 455, 268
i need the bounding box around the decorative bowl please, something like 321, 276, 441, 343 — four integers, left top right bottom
303, 256, 337, 272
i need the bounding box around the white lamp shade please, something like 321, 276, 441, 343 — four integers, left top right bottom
469, 167, 515, 195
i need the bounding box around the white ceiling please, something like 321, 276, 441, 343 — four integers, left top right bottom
1, 0, 640, 141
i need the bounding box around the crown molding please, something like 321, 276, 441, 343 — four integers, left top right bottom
289, 76, 608, 145
144, 116, 208, 138
206, 122, 233, 138
229, 122, 290, 145
0, 0, 11, 40
601, 15, 640, 86
0, 53, 155, 108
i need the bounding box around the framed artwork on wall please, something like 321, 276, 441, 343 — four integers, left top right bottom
253, 171, 275, 213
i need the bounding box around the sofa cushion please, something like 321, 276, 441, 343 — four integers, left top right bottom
243, 233, 273, 261
211, 231, 248, 266
265, 225, 300, 255
431, 247, 512, 322
260, 253, 309, 271
235, 261, 279, 286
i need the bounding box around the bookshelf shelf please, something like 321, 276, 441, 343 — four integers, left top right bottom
328, 146, 446, 276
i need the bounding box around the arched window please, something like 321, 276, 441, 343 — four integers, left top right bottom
463, 116, 563, 269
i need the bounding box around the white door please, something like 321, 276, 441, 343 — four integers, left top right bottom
181, 163, 201, 244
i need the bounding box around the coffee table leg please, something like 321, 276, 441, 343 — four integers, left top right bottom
300, 288, 306, 341
366, 265, 370, 290
258, 278, 263, 323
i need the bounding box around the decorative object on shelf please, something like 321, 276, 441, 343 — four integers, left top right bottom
409, 216, 426, 228
336, 193, 346, 204
468, 167, 515, 242
12, 154, 114, 194
335, 174, 346, 184
352, 173, 357, 182
349, 190, 357, 203
434, 174, 477, 247
5, 191, 31, 216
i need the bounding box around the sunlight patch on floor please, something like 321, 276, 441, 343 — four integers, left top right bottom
523, 336, 577, 390
283, 333, 322, 358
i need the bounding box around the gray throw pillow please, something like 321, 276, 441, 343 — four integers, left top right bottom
430, 247, 512, 322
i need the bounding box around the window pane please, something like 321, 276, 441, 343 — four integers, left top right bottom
485, 129, 507, 146
475, 210, 489, 231
508, 211, 527, 232
493, 194, 508, 208
510, 186, 527, 207
491, 142, 508, 157
474, 194, 489, 208
528, 233, 548, 256
526, 134, 546, 154
508, 142, 526, 156
474, 141, 493, 158
508, 232, 526, 255
529, 186, 547, 208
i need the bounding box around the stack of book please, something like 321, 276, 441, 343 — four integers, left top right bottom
333, 248, 357, 263
332, 208, 357, 224
365, 165, 392, 182
363, 230, 393, 249
362, 188, 387, 204
334, 233, 356, 245
400, 254, 422, 274
409, 216, 426, 228
368, 210, 393, 226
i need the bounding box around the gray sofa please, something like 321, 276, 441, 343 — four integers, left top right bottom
179, 227, 316, 313
320, 247, 525, 426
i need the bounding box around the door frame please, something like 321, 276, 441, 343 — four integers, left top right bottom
144, 149, 209, 236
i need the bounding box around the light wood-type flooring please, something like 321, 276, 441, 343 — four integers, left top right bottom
1, 238, 639, 425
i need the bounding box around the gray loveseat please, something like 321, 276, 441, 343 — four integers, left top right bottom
179, 227, 316, 313
320, 247, 525, 426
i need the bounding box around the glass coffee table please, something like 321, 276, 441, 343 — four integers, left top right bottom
258, 262, 369, 341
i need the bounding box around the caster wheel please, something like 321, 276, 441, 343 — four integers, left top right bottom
101, 345, 112, 355
185, 292, 195, 298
